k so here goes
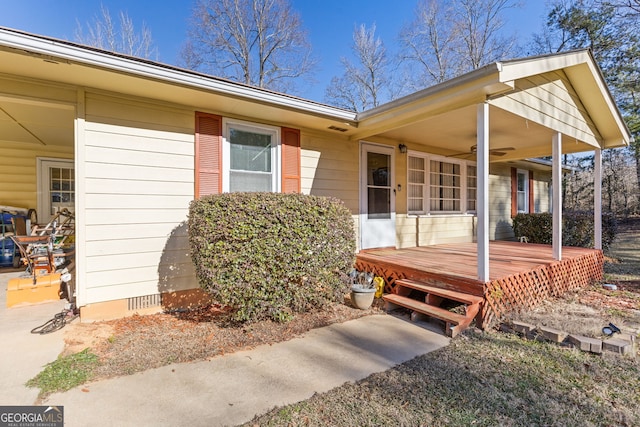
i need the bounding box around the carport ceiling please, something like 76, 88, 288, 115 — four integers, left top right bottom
0, 97, 74, 146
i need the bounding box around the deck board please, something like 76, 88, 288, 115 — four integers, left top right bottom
358, 241, 597, 282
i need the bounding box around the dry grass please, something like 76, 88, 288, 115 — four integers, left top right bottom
245, 329, 640, 427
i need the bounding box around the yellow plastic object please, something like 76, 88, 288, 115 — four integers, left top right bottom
373, 276, 385, 298
6, 273, 62, 308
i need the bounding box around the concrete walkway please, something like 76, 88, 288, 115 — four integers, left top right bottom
0, 271, 67, 405
1, 272, 449, 427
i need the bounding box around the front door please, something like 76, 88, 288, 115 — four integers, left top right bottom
360, 143, 395, 249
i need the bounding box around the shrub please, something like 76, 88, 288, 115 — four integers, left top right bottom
512, 212, 617, 250
188, 192, 356, 323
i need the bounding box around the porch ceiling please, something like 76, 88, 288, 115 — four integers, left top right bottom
371, 104, 598, 162
0, 96, 74, 147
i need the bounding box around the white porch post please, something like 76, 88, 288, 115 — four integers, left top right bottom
552, 132, 562, 260
594, 148, 603, 250
477, 103, 490, 282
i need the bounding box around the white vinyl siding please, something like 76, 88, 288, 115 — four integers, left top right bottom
82, 92, 195, 304
489, 70, 601, 147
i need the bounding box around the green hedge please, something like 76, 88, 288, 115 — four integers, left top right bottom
511, 212, 616, 250
188, 192, 356, 323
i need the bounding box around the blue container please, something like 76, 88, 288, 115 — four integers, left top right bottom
0, 238, 15, 267
1, 212, 20, 267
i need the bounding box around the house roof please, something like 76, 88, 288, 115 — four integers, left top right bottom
0, 26, 631, 159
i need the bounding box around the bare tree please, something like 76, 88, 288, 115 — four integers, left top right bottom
399, 0, 519, 89
74, 4, 157, 59
324, 24, 392, 112
181, 0, 315, 94
604, 0, 640, 14
456, 0, 519, 68
399, 0, 462, 87
534, 0, 640, 215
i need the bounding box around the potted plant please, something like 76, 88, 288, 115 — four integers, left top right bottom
349, 269, 377, 310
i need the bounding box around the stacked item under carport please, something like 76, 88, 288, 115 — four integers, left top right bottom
4, 207, 75, 308
0, 206, 29, 268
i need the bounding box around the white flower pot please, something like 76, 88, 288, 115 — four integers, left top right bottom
350, 286, 376, 310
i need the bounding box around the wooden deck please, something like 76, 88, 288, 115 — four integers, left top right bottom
356, 241, 603, 328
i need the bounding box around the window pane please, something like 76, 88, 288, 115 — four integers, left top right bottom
229, 127, 273, 192
409, 170, 424, 184
230, 129, 272, 172
367, 153, 390, 186
408, 156, 427, 214
230, 171, 272, 192
517, 192, 526, 211
467, 165, 476, 211
517, 172, 526, 191
368, 188, 391, 219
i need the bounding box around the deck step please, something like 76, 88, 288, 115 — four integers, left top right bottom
383, 294, 469, 337
395, 279, 483, 305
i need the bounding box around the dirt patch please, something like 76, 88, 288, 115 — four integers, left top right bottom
506, 284, 640, 339
508, 217, 640, 339
64, 297, 384, 381
62, 322, 115, 356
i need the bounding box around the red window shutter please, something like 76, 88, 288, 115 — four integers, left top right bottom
195, 112, 222, 197
510, 167, 517, 217
281, 127, 301, 193
528, 170, 534, 213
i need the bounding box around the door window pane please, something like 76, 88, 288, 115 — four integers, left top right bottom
368, 188, 391, 219
367, 153, 390, 186
367, 152, 391, 219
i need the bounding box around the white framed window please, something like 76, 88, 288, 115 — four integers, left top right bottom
517, 169, 529, 213
407, 153, 475, 215
467, 165, 477, 212
37, 158, 75, 221
407, 156, 426, 213
222, 119, 280, 193
430, 160, 461, 212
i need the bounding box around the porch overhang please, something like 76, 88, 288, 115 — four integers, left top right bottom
353, 49, 631, 161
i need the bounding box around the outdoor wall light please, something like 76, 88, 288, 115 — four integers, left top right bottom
398, 143, 407, 153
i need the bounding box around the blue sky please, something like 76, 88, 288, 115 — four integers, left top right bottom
1, 1, 549, 102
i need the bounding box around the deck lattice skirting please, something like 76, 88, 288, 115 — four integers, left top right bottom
355, 245, 604, 330
483, 250, 604, 326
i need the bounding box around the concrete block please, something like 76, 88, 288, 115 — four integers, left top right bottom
539, 326, 567, 343
568, 335, 602, 353
512, 321, 534, 335
603, 338, 633, 355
